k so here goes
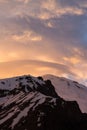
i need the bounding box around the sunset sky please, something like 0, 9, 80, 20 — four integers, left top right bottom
0, 0, 87, 84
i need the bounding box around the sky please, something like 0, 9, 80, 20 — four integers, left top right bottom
0, 0, 87, 85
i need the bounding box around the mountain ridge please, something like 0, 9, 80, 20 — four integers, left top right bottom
0, 74, 87, 130
43, 74, 87, 113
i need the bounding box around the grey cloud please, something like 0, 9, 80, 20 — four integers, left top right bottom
1, 13, 87, 60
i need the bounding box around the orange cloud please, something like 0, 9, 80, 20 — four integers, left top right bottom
0, 0, 87, 85
40, 0, 84, 20
12, 31, 42, 42
63, 57, 80, 64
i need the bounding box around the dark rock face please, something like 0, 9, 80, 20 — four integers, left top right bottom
0, 75, 87, 130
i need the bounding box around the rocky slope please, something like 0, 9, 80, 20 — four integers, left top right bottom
43, 74, 87, 113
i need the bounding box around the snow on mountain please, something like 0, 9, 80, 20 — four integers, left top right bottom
0, 74, 87, 130
0, 75, 45, 90
43, 74, 87, 113
0, 92, 47, 129
0, 75, 58, 106
0, 75, 45, 104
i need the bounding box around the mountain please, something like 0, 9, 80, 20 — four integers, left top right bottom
0, 75, 87, 130
43, 74, 87, 113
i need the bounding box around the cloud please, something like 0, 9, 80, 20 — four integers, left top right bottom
0, 59, 75, 78
0, 58, 87, 85
0, 0, 87, 84
40, 0, 84, 20
12, 30, 42, 42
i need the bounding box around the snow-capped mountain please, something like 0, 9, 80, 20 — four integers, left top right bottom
43, 74, 87, 113
0, 75, 87, 130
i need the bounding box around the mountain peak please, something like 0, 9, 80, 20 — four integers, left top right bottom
0, 74, 87, 130
43, 74, 87, 113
